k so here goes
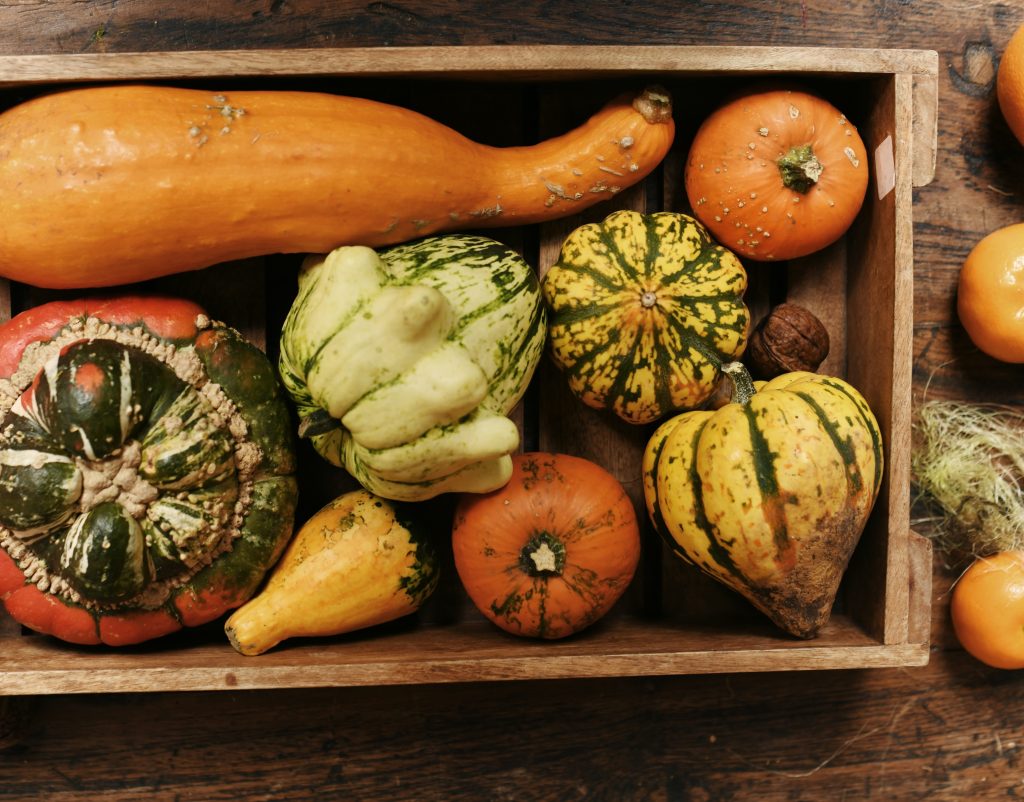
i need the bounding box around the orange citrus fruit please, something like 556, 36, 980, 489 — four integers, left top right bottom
951, 550, 1024, 669
957, 223, 1024, 363
998, 24, 1024, 146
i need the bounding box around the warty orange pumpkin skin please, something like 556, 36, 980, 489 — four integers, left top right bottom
0, 84, 674, 289
452, 452, 640, 640
684, 87, 868, 262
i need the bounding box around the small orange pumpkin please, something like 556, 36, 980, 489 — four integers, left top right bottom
684, 87, 869, 261
452, 452, 640, 639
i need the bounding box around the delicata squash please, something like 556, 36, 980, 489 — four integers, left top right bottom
0, 84, 674, 288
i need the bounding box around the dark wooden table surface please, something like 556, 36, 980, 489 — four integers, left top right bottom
0, 2, 1021, 800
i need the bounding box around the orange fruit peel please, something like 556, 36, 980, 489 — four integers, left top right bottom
951, 550, 1024, 670
998, 24, 1024, 146
957, 223, 1024, 363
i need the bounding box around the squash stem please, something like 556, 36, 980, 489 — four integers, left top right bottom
777, 144, 823, 194
297, 408, 341, 439
519, 532, 566, 577
633, 86, 673, 125
721, 362, 758, 405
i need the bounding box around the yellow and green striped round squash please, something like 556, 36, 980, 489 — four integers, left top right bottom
541, 210, 749, 425
642, 363, 884, 638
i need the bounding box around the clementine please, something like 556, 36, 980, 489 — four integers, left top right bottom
998, 23, 1024, 146
957, 223, 1024, 363
951, 550, 1024, 669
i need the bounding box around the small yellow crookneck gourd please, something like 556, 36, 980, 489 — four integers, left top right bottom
224, 490, 439, 656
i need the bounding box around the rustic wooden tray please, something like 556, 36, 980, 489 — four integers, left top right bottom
0, 45, 937, 694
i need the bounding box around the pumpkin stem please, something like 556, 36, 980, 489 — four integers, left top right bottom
633, 86, 673, 125
519, 532, 567, 577
721, 362, 757, 405
777, 144, 823, 194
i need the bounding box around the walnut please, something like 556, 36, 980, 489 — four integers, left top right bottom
745, 303, 830, 379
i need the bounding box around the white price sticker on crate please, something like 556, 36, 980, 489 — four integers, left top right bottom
875, 134, 896, 200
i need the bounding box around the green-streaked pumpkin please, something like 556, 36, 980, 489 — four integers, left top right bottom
0, 298, 297, 646
541, 209, 750, 425
642, 362, 883, 638
278, 235, 546, 502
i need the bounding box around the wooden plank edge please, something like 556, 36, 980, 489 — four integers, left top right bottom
0, 643, 931, 696
882, 72, 917, 645
911, 60, 939, 187
906, 529, 933, 648
0, 45, 941, 85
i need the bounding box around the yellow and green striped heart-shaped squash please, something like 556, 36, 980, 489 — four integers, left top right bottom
642, 363, 884, 638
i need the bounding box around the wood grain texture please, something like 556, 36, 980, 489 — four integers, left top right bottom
0, 615, 929, 696
0, 1, 1022, 800
0, 649, 1014, 802
0, 45, 938, 86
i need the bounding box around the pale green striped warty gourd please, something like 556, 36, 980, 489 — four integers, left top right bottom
279, 236, 546, 501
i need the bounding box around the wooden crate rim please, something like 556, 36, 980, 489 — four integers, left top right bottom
0, 44, 939, 84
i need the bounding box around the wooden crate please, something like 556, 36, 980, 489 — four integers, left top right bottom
0, 46, 937, 695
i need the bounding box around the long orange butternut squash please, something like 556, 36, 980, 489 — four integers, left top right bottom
0, 84, 674, 288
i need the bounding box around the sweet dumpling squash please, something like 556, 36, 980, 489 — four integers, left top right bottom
541, 210, 750, 425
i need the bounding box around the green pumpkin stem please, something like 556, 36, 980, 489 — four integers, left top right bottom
721, 362, 757, 405
777, 144, 823, 194
519, 531, 567, 577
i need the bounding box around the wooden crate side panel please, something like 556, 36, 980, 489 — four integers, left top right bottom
911, 60, 939, 188
0, 46, 940, 87
842, 73, 913, 645
907, 530, 933, 648
0, 614, 924, 696
883, 72, 917, 644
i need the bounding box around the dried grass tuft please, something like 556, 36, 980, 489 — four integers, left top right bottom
912, 400, 1024, 564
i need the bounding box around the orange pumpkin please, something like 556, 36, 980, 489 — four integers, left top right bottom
452, 452, 640, 639
684, 87, 869, 261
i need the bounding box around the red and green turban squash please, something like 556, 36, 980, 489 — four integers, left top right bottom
0, 297, 297, 646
